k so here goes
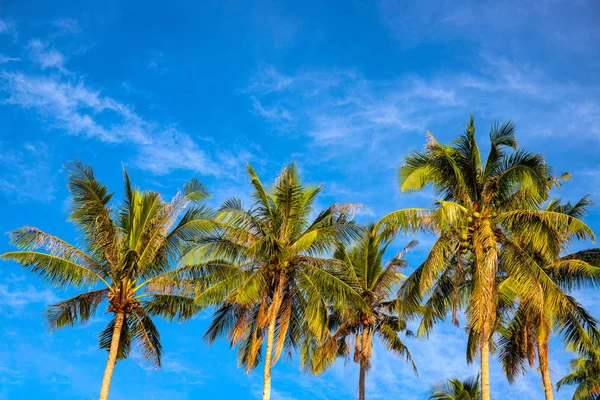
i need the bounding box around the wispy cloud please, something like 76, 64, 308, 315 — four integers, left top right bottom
162, 358, 209, 385
0, 141, 56, 202
0, 18, 18, 39
0, 55, 20, 64
0, 284, 58, 312
0, 45, 249, 177
132, 351, 209, 386
246, 54, 600, 154
245, 66, 440, 151
50, 18, 81, 37
1, 71, 146, 143
27, 39, 68, 72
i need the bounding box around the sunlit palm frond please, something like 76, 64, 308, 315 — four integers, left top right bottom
46, 289, 110, 330
1, 251, 106, 287
7, 226, 108, 277
66, 161, 120, 267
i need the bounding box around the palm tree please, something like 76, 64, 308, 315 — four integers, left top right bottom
0, 162, 210, 400
376, 115, 594, 400
557, 351, 600, 400
429, 375, 481, 400
306, 223, 418, 400
181, 163, 367, 400
498, 197, 600, 400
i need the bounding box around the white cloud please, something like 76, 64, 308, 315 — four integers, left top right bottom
134, 127, 219, 176
51, 18, 81, 36
246, 55, 600, 156
1, 71, 144, 143
0, 55, 20, 64
0, 284, 58, 311
247, 65, 295, 94
246, 66, 437, 152
27, 39, 67, 72
0, 25, 255, 179
251, 97, 293, 122
132, 351, 208, 386
271, 390, 298, 400
0, 18, 17, 38
0, 70, 244, 176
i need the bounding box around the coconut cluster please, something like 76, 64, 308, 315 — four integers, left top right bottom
457, 208, 499, 254
360, 313, 373, 326
266, 263, 294, 277
458, 210, 481, 254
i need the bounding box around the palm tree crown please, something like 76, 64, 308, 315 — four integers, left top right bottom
430, 375, 482, 400
498, 196, 600, 400
377, 115, 594, 400
557, 351, 600, 400
1, 162, 211, 399
180, 163, 366, 400
307, 222, 418, 400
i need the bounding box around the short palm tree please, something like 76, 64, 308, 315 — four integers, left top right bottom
557, 351, 600, 400
429, 375, 481, 400
498, 197, 600, 400
0, 162, 210, 400
377, 115, 594, 400
306, 223, 418, 400
181, 164, 366, 400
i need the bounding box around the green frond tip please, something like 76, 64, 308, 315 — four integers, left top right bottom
184, 177, 210, 203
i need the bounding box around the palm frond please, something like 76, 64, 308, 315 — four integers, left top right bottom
65, 161, 119, 267
46, 289, 109, 330
143, 294, 201, 322
1, 251, 107, 287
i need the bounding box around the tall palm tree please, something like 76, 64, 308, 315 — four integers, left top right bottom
498, 197, 600, 400
180, 164, 367, 400
0, 162, 210, 400
306, 223, 418, 400
429, 375, 481, 400
557, 351, 600, 400
376, 115, 594, 400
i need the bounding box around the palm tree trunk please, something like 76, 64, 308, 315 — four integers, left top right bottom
538, 337, 554, 400
480, 339, 491, 400
262, 288, 284, 400
359, 359, 366, 400
474, 238, 497, 400
99, 311, 125, 400
262, 315, 277, 400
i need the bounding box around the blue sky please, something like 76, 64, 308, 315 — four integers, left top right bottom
1, 0, 600, 399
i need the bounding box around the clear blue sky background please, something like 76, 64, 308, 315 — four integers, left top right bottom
1, 1, 599, 399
